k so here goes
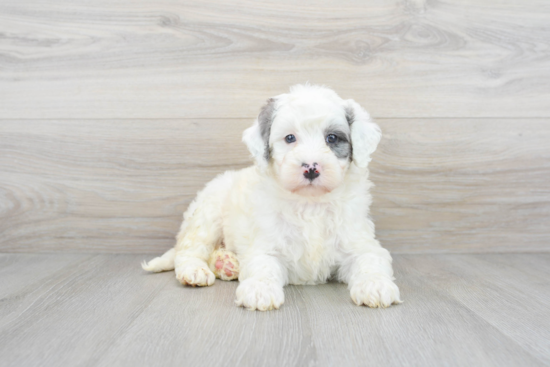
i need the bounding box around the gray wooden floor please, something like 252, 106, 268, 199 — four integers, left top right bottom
0, 253, 548, 367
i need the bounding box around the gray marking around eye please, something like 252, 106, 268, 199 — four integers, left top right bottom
325, 125, 352, 160
258, 98, 277, 160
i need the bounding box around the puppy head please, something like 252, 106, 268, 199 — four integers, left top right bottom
243, 84, 381, 197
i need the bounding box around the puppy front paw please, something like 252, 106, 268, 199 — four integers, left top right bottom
350, 275, 402, 308
235, 279, 284, 311
176, 265, 215, 287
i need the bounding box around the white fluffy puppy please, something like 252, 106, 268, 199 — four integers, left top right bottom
142, 84, 402, 311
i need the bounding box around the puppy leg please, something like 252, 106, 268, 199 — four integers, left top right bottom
175, 256, 215, 287
174, 220, 219, 287
174, 226, 219, 287
235, 254, 287, 311
340, 247, 402, 308
173, 174, 231, 287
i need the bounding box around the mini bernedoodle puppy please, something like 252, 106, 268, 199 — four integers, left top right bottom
142, 84, 402, 311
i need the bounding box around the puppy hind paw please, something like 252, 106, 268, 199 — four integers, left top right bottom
350, 276, 402, 308
235, 279, 284, 311
208, 249, 240, 281
176, 266, 215, 287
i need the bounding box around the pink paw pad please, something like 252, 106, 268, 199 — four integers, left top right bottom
216, 255, 236, 278
208, 249, 239, 281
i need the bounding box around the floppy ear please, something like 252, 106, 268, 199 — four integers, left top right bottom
242, 98, 277, 167
345, 99, 381, 168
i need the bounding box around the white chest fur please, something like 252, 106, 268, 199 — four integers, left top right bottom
275, 201, 343, 285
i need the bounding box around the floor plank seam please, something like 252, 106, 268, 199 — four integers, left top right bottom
91, 275, 173, 367
0, 254, 101, 332
438, 288, 550, 366
400, 255, 550, 366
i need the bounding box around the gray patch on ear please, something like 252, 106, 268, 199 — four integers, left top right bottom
258, 98, 277, 160
345, 106, 355, 126
325, 125, 352, 160
342, 106, 355, 161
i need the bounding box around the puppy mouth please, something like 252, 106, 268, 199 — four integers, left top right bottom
291, 179, 331, 195
277, 162, 337, 195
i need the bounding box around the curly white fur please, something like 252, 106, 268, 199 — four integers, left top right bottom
142, 84, 402, 310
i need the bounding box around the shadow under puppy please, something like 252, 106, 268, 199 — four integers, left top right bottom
142, 84, 402, 311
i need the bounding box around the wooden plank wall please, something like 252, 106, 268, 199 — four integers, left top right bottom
1, 0, 549, 253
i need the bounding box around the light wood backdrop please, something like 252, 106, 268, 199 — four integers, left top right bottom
1, 0, 549, 253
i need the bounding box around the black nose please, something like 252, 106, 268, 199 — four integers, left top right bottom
303, 167, 320, 181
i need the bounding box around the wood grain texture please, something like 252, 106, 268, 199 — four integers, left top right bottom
0, 253, 548, 366
0, 253, 93, 328
299, 254, 549, 366
0, 0, 549, 118
0, 254, 172, 367
1, 1, 549, 364
1, 118, 549, 253
96, 274, 317, 367
399, 253, 550, 365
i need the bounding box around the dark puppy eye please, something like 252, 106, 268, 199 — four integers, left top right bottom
285, 134, 296, 143
326, 134, 338, 144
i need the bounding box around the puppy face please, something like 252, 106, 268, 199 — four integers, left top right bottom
268, 93, 351, 196
243, 85, 381, 197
